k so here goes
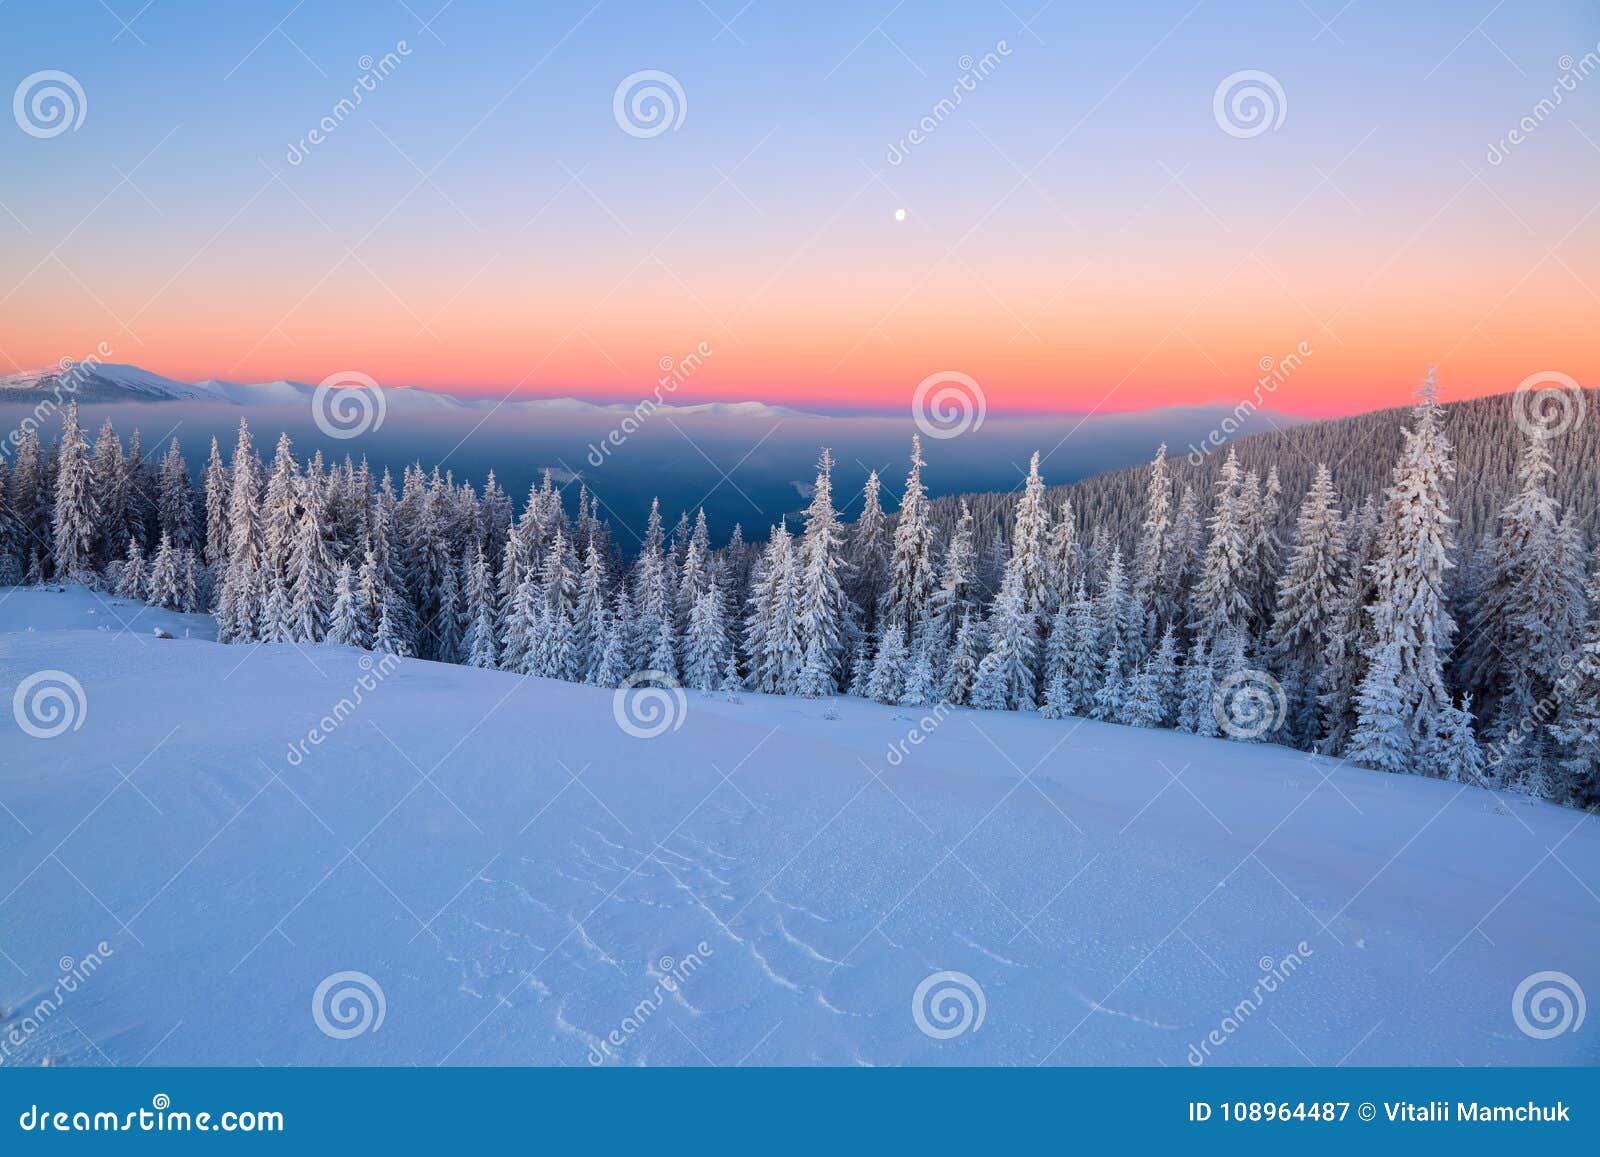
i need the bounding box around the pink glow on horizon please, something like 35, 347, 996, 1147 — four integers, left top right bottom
5, 224, 1594, 417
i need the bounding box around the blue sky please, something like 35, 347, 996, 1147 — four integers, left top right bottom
2, 1, 1596, 412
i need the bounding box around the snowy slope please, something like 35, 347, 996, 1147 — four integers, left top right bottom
0, 586, 1595, 1067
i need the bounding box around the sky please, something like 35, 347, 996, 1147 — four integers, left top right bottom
1, 0, 1597, 417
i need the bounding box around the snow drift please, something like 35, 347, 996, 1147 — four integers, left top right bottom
0, 587, 1596, 1066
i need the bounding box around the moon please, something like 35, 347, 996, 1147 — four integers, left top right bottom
893, 208, 907, 222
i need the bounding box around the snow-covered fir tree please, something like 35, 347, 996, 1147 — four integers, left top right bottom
795, 449, 850, 694
1347, 637, 1411, 774
970, 565, 1036, 711
929, 498, 978, 644
147, 534, 188, 610
1131, 444, 1174, 637
899, 634, 940, 707
746, 520, 802, 694
1191, 448, 1253, 648
1462, 421, 1588, 786
878, 435, 937, 644
865, 619, 909, 705
531, 526, 580, 681
1177, 637, 1219, 737
1550, 560, 1600, 807
686, 581, 730, 693
89, 418, 129, 568
1009, 451, 1054, 622
1126, 626, 1179, 729
327, 561, 363, 647
286, 474, 333, 643
114, 537, 147, 600
1268, 463, 1348, 748
1094, 547, 1142, 672
1045, 497, 1082, 614
12, 375, 1595, 806
157, 438, 195, 550
202, 437, 230, 569
1092, 642, 1127, 723
52, 402, 98, 581
433, 557, 465, 665
589, 591, 632, 689
1434, 693, 1486, 787
942, 611, 985, 706
216, 420, 265, 643
848, 469, 890, 627
1356, 371, 1459, 772
463, 543, 499, 669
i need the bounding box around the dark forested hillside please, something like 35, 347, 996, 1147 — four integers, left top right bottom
930, 387, 1600, 579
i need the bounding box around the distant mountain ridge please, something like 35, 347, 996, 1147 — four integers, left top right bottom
0, 362, 805, 419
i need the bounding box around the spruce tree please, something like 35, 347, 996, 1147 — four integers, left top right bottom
1131, 444, 1173, 636
1045, 497, 1081, 613
0, 467, 20, 586
433, 557, 464, 664
286, 477, 333, 643
463, 543, 499, 669
879, 435, 937, 644
1358, 370, 1458, 761
1127, 626, 1180, 729
10, 429, 48, 570
1551, 562, 1600, 807
1092, 642, 1127, 723
1094, 547, 1142, 671
178, 548, 201, 613
795, 449, 850, 693
970, 566, 1036, 711
1062, 582, 1102, 717
866, 622, 909, 704
202, 437, 230, 569
262, 567, 293, 644
1462, 422, 1587, 786
797, 632, 833, 700
328, 561, 363, 647
1163, 483, 1204, 626
747, 522, 801, 693
930, 498, 978, 641
1192, 449, 1253, 647
720, 648, 743, 701
590, 591, 632, 689
648, 613, 678, 681
1347, 638, 1412, 774
942, 612, 984, 706
1009, 451, 1053, 621
686, 582, 730, 692
114, 537, 146, 600
1319, 493, 1381, 752
1268, 464, 1347, 746
89, 418, 129, 568
1040, 662, 1072, 720
574, 537, 610, 678
848, 469, 890, 628
899, 635, 939, 707
148, 534, 187, 610
500, 570, 541, 675
217, 420, 265, 642
51, 402, 97, 581
532, 527, 580, 680
157, 437, 194, 550
1177, 638, 1219, 737
1435, 693, 1486, 786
